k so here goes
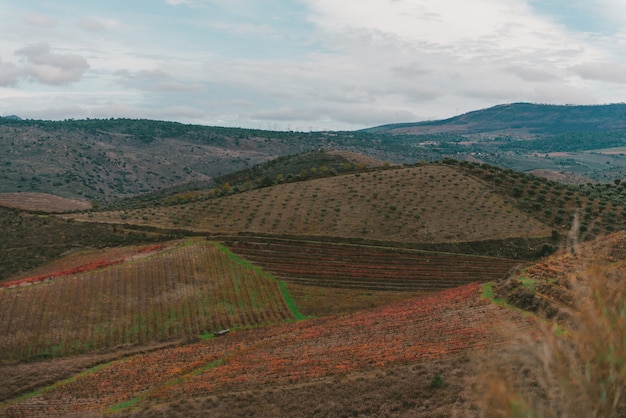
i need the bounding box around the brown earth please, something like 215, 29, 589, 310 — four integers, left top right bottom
0, 192, 92, 213
0, 283, 535, 417
68, 164, 552, 244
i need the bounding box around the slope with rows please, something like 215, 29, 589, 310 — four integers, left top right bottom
70, 164, 552, 244
225, 239, 521, 291
0, 239, 293, 362
0, 283, 536, 417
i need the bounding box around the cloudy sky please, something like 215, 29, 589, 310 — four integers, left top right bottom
0, 0, 625, 130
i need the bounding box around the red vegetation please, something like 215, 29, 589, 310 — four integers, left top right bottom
1, 283, 535, 416
0, 244, 167, 289
227, 239, 520, 290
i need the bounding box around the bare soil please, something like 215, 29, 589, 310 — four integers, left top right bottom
0, 192, 92, 213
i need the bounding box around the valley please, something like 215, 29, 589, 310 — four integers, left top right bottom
1, 104, 626, 416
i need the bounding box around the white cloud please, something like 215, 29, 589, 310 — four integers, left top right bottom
507, 66, 559, 82
2, 1, 626, 129
16, 43, 90, 85
571, 62, 626, 84
0, 58, 20, 86
22, 13, 57, 28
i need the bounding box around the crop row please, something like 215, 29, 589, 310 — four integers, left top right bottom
0, 244, 167, 289
1, 283, 537, 416
0, 240, 293, 361
226, 239, 520, 291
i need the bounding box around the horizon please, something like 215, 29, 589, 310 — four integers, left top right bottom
2, 1, 626, 130
3, 101, 626, 132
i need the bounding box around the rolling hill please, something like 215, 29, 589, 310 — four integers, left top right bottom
2, 232, 625, 416
364, 102, 626, 137
3, 105, 626, 416
3, 102, 626, 203
68, 164, 552, 244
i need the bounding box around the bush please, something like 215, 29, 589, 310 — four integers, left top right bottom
429, 374, 443, 389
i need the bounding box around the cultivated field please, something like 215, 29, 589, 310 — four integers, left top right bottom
225, 238, 521, 291
0, 239, 294, 362
0, 283, 535, 417
0, 192, 92, 213
70, 165, 552, 243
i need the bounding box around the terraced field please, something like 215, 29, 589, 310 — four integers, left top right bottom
0, 283, 536, 417
0, 239, 294, 362
225, 239, 521, 291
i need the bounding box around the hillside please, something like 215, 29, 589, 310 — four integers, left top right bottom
0, 282, 536, 417
4, 104, 626, 416
3, 103, 626, 203
2, 231, 625, 416
71, 159, 626, 246
0, 192, 91, 212
69, 164, 552, 244
0, 239, 294, 363
104, 149, 380, 211
365, 103, 626, 137
0, 119, 332, 201
0, 206, 167, 281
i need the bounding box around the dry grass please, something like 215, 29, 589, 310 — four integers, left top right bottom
71, 165, 551, 244
120, 357, 475, 418
285, 282, 428, 317
0, 192, 92, 212
475, 233, 626, 417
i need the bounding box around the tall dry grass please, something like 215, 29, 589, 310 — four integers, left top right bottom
477, 227, 626, 417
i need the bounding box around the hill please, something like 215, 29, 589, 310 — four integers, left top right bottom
365, 103, 626, 137
71, 159, 626, 247
0, 118, 336, 201
3, 232, 625, 416
4, 103, 626, 203
0, 206, 167, 281
0, 282, 536, 417
4, 104, 626, 416
103, 149, 381, 211
0, 239, 295, 364
69, 164, 552, 244
0, 192, 91, 212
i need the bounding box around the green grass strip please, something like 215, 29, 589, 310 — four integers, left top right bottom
481, 282, 567, 336
107, 396, 143, 413
106, 358, 225, 414
211, 240, 307, 320
278, 280, 306, 320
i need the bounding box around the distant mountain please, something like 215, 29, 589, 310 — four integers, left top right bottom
4, 103, 626, 202
364, 103, 626, 137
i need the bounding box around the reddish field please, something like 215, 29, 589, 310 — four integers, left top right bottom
0, 240, 293, 362
0, 283, 535, 417
226, 239, 521, 291
1, 244, 167, 288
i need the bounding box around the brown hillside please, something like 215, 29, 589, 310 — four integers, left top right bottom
495, 231, 626, 321
479, 232, 626, 416
325, 150, 385, 167
71, 164, 551, 244
0, 192, 91, 213
0, 283, 536, 417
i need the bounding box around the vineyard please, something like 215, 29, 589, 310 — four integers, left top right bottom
225, 238, 521, 291
0, 239, 294, 362
0, 283, 536, 417
69, 164, 552, 244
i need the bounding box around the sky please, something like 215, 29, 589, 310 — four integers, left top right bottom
0, 0, 625, 131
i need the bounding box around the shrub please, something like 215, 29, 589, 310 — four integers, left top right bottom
429, 374, 443, 389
